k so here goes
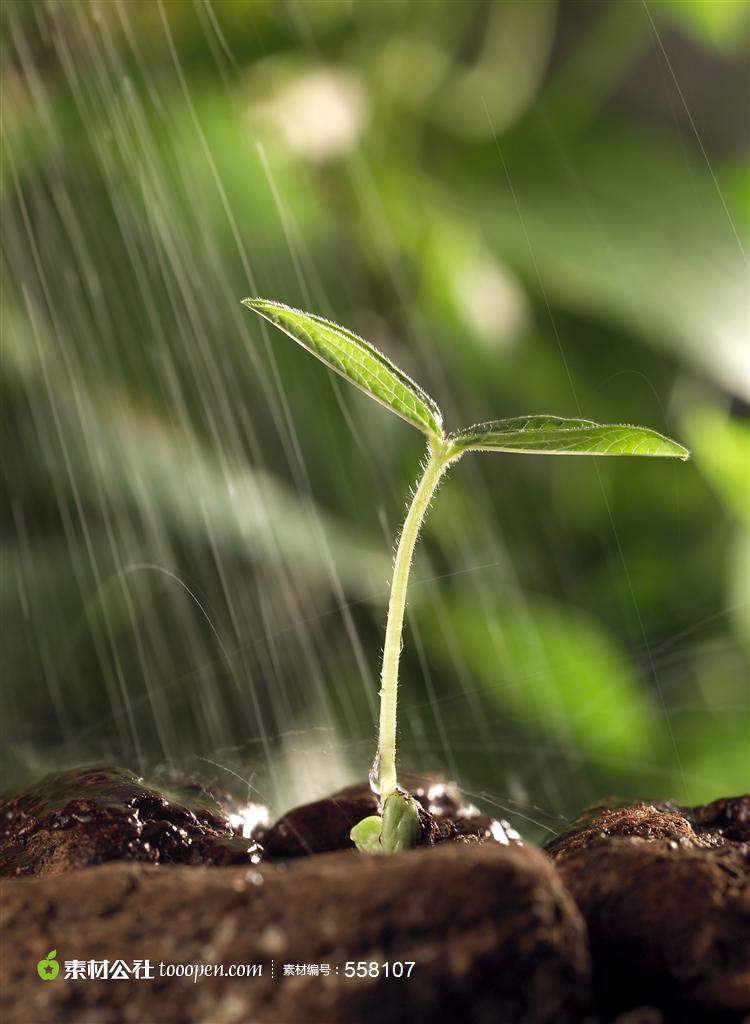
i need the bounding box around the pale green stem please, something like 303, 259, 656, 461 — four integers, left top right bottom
377, 439, 453, 800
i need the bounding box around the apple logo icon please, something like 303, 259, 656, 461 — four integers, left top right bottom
37, 950, 60, 981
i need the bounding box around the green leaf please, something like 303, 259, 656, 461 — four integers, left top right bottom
447, 416, 689, 460
380, 792, 422, 853
350, 815, 383, 854
19, 386, 390, 599
243, 299, 443, 439
350, 793, 422, 854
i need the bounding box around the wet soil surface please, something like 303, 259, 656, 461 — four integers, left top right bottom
260, 771, 521, 857
1, 770, 748, 1023
0, 767, 517, 877
0, 767, 257, 875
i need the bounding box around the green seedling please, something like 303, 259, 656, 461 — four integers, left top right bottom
243, 298, 689, 854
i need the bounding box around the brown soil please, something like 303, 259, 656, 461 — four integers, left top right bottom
0, 842, 590, 1024
545, 795, 749, 859
0, 767, 256, 876
547, 797, 750, 1022
558, 839, 749, 1021
260, 772, 521, 857
2, 770, 748, 1023
0, 768, 517, 877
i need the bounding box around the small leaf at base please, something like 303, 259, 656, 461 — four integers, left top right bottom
350, 815, 383, 854
380, 792, 422, 853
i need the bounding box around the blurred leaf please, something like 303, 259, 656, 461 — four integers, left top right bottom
671, 643, 750, 799
655, 0, 749, 54
432, 0, 557, 138
722, 159, 750, 228
456, 132, 747, 399
243, 299, 443, 438
418, 212, 529, 349
421, 596, 664, 761
683, 408, 750, 526
683, 406, 749, 651
447, 415, 689, 459
1, 535, 161, 692
17, 386, 389, 599
682, 727, 750, 799
730, 533, 750, 648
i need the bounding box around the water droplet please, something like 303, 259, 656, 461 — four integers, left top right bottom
368, 753, 380, 796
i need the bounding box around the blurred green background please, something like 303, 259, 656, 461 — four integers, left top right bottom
2, 0, 748, 838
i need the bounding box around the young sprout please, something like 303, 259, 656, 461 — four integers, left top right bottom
243, 298, 689, 854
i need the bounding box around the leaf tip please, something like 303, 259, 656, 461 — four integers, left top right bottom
242, 297, 284, 325
659, 436, 690, 461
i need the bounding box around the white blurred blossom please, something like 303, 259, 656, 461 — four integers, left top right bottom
250, 67, 368, 163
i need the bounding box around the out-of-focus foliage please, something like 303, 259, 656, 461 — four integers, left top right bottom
2, 0, 748, 831
421, 594, 664, 762
656, 0, 749, 54
686, 410, 750, 527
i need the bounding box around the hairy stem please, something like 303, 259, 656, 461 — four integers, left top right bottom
377, 439, 453, 800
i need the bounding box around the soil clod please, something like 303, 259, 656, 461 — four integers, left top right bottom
0, 767, 258, 877
0, 842, 590, 1024
545, 794, 749, 859
547, 797, 750, 1021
